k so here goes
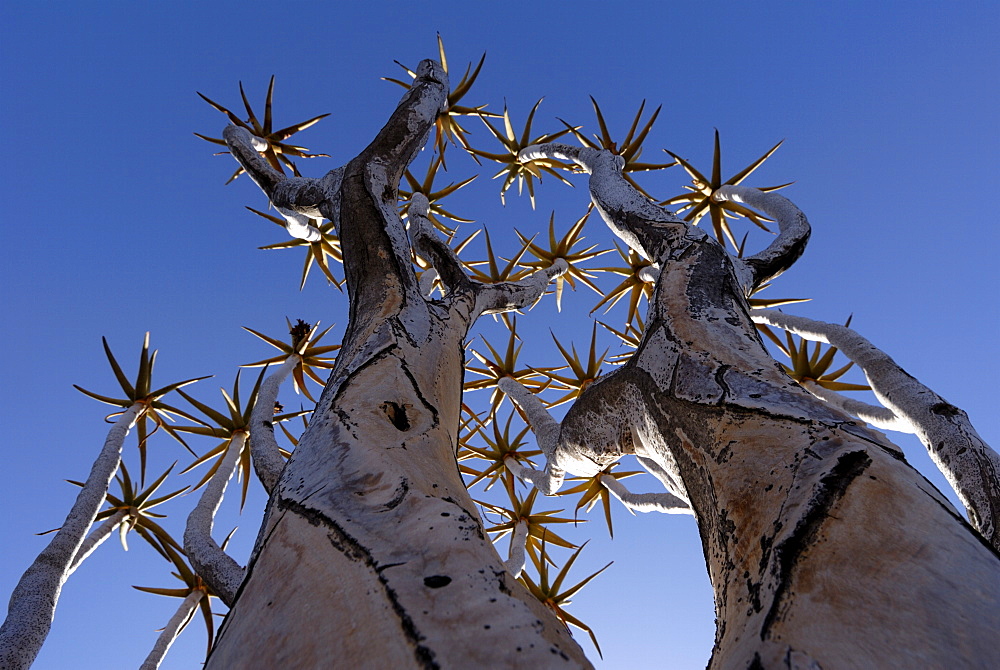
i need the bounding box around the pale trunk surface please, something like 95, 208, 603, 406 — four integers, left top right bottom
205, 62, 590, 668
521, 144, 1000, 668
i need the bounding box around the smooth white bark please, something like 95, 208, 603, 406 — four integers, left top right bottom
751, 308, 1000, 547
67, 508, 129, 576
183, 434, 247, 606
600, 475, 691, 515
0, 403, 142, 670
802, 380, 914, 433
713, 184, 810, 289
138, 590, 204, 670
250, 357, 298, 493
505, 519, 529, 578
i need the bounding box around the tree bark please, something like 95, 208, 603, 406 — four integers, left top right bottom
522, 144, 1000, 668
206, 62, 591, 668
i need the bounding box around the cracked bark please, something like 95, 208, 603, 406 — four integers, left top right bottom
522, 143, 1000, 669
206, 62, 590, 669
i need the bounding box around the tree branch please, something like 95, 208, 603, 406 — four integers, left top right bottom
504, 457, 566, 497
139, 590, 204, 670
474, 260, 569, 318
504, 520, 529, 578
183, 434, 247, 606
752, 308, 1000, 548
520, 143, 688, 263
0, 402, 142, 670
250, 357, 298, 494
600, 475, 692, 515
801, 380, 914, 433
67, 508, 129, 576
713, 185, 810, 291
408, 193, 473, 297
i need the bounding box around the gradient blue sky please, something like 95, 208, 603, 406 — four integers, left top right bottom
2, 2, 998, 668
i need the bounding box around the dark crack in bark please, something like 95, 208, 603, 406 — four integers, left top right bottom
279, 497, 440, 669
760, 450, 872, 639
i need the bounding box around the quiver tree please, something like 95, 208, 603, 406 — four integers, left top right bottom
4, 45, 998, 670
503, 143, 1000, 667
202, 60, 591, 668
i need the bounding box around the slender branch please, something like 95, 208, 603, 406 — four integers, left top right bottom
713, 185, 811, 291
67, 508, 129, 576
635, 455, 690, 504
497, 377, 560, 456
408, 193, 472, 297
505, 520, 529, 578
0, 402, 142, 670
139, 590, 204, 670
504, 457, 565, 496
520, 143, 687, 264
250, 357, 298, 494
222, 125, 326, 242
600, 475, 692, 515
183, 434, 247, 606
752, 308, 1000, 547
801, 380, 914, 433
474, 260, 569, 318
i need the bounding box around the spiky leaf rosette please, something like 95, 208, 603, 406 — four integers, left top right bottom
589, 242, 655, 328
534, 323, 609, 408
57, 462, 186, 559
176, 369, 306, 508
196, 76, 329, 184
400, 151, 477, 236
479, 477, 579, 565
663, 131, 790, 249
242, 319, 340, 402
465, 318, 563, 417
757, 316, 871, 391
247, 207, 344, 290
519, 537, 612, 658
516, 208, 610, 311
469, 100, 575, 207
459, 409, 541, 491
384, 34, 497, 161
560, 98, 675, 199
557, 463, 642, 538
73, 333, 209, 485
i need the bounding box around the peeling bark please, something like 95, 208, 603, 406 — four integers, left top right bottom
209, 62, 591, 668
520, 143, 1000, 668
751, 308, 1000, 550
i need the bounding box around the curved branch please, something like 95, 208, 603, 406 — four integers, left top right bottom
714, 185, 810, 291
752, 308, 1000, 548
504, 520, 529, 578
497, 377, 560, 456
521, 143, 687, 263
222, 125, 326, 242
473, 260, 569, 318
504, 457, 566, 497
409, 192, 569, 317
250, 357, 298, 494
801, 380, 914, 433
0, 402, 142, 670
408, 193, 472, 297
184, 434, 247, 606
635, 455, 689, 504
600, 475, 692, 515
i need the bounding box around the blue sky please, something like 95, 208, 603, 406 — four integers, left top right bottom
2, 2, 998, 668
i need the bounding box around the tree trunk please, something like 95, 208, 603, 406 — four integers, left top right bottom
205, 62, 590, 668
521, 144, 1000, 668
